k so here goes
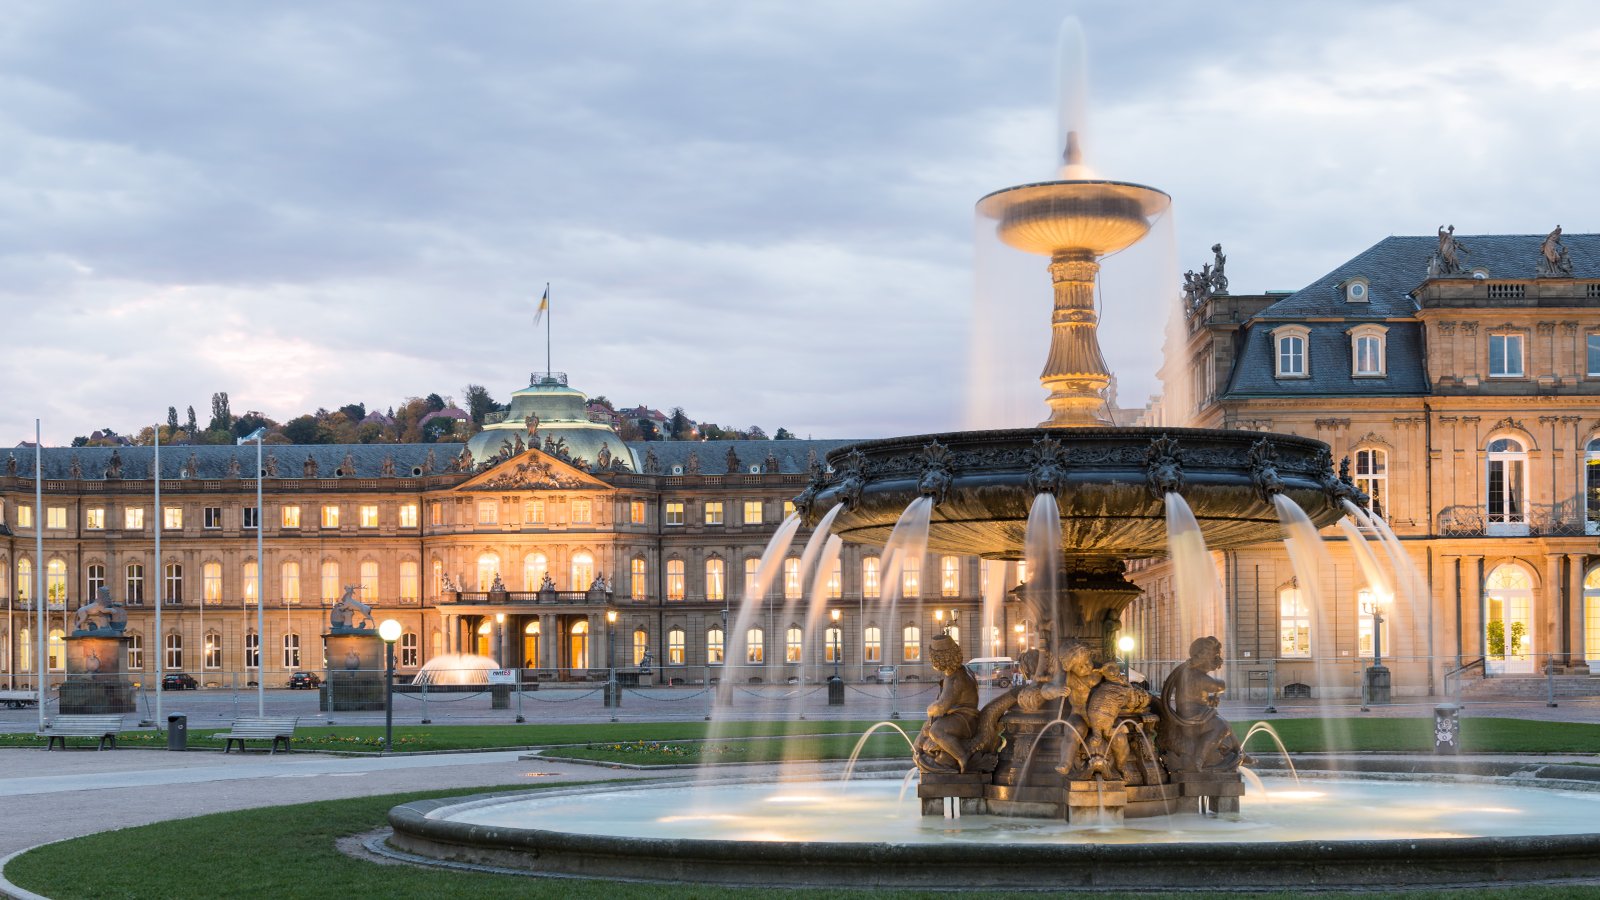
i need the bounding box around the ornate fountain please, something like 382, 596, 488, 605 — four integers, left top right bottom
793, 136, 1359, 823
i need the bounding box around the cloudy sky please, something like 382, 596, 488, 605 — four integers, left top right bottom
4, 1, 1598, 446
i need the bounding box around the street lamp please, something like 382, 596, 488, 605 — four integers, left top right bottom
1360, 593, 1390, 705
830, 608, 842, 679
1014, 622, 1026, 651
606, 609, 618, 709
1116, 634, 1135, 678
236, 426, 267, 716
378, 618, 402, 752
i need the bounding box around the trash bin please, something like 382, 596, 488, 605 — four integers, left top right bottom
827, 675, 845, 706
1433, 703, 1460, 755
167, 714, 187, 751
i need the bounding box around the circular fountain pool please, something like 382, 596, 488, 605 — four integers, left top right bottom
387, 774, 1600, 890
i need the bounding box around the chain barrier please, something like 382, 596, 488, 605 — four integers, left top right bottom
625, 688, 712, 702
520, 688, 604, 703
392, 689, 488, 703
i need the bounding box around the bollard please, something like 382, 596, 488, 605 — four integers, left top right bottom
1433, 703, 1461, 755
827, 675, 844, 706
167, 714, 187, 751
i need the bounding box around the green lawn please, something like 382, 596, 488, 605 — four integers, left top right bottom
9, 785, 1600, 900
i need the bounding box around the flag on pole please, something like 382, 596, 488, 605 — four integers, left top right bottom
533, 286, 549, 326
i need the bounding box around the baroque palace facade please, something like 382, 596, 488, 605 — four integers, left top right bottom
1130, 229, 1600, 698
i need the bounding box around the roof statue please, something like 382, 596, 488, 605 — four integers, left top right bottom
524, 413, 539, 439
489, 572, 506, 593
226, 456, 241, 478
596, 442, 612, 470
512, 433, 525, 455
264, 453, 279, 477
303, 454, 318, 478
685, 450, 701, 475
380, 455, 396, 477
69, 453, 82, 479
1209, 243, 1228, 294
1428, 224, 1470, 277
5, 453, 15, 477
340, 450, 356, 475
1537, 225, 1573, 277
725, 446, 741, 474
763, 450, 781, 474
644, 448, 661, 475
422, 449, 436, 474
184, 452, 199, 479
105, 450, 123, 479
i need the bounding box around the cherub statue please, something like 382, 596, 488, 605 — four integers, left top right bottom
1157, 636, 1247, 774
912, 634, 982, 773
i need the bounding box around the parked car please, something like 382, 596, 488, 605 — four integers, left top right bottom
965, 656, 1019, 687
162, 673, 198, 691
873, 665, 898, 684
286, 671, 322, 690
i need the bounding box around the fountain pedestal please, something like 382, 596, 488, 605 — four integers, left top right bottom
1170, 771, 1245, 815
59, 634, 135, 714
323, 631, 385, 711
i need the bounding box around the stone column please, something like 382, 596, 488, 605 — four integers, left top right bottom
1546, 553, 1564, 673
587, 613, 601, 672
1570, 554, 1590, 674
1465, 556, 1485, 661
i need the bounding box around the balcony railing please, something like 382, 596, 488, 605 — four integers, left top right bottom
450, 588, 613, 606
1437, 501, 1588, 537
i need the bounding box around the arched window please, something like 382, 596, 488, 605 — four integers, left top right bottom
0, 558, 8, 603
522, 620, 540, 669
204, 631, 222, 670
1273, 325, 1310, 378
1354, 448, 1387, 519
824, 625, 842, 662
783, 557, 802, 600
1350, 324, 1388, 377
127, 632, 143, 670
903, 624, 922, 662
743, 557, 760, 597
123, 562, 141, 605
1356, 588, 1389, 659
827, 558, 842, 599
16, 559, 30, 603
476, 553, 500, 591
282, 560, 301, 604
524, 553, 548, 591
203, 562, 223, 604
863, 625, 882, 662
1583, 567, 1600, 666
630, 556, 647, 599
901, 562, 920, 599
941, 556, 960, 597
46, 559, 66, 603
165, 632, 183, 670
667, 627, 685, 665
243, 561, 258, 605
86, 563, 106, 599
1485, 563, 1534, 673
746, 627, 765, 664
785, 625, 803, 663
18, 627, 29, 670
321, 561, 340, 601
1279, 583, 1311, 658
245, 631, 260, 670
164, 563, 183, 603
400, 632, 419, 667
283, 633, 302, 669
632, 627, 649, 666
399, 561, 419, 603
705, 558, 725, 602
665, 558, 685, 601
570, 551, 595, 590
1486, 438, 1528, 535
1585, 439, 1600, 535
568, 619, 589, 670
862, 556, 880, 599
48, 628, 65, 670
706, 627, 725, 665
360, 561, 379, 600
431, 560, 443, 598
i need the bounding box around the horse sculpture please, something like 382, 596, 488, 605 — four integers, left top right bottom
72, 586, 128, 635
328, 586, 375, 632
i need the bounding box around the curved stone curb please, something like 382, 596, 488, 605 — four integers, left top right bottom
0, 845, 58, 900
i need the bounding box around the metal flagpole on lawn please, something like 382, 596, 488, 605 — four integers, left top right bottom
237, 427, 267, 715
34, 421, 45, 731
154, 426, 163, 727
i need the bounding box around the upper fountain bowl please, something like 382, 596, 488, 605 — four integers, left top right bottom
797, 427, 1357, 560
977, 179, 1170, 258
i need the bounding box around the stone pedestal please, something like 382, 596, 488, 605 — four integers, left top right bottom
1170, 771, 1245, 815
323, 631, 385, 711
60, 634, 135, 714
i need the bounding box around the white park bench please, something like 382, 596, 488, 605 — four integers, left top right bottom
38, 714, 125, 751
219, 716, 300, 755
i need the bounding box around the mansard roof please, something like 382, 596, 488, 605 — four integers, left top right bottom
624, 439, 857, 475
1, 443, 466, 481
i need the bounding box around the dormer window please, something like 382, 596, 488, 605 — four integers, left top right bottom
1272, 325, 1311, 378
1341, 277, 1370, 304
1489, 331, 1524, 377
1348, 324, 1388, 377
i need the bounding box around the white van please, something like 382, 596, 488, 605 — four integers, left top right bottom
964, 657, 1018, 687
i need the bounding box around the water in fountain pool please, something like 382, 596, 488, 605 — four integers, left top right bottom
412, 652, 500, 686
1165, 492, 1226, 672
1274, 494, 1355, 759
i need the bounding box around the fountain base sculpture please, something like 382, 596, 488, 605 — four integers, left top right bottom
60, 588, 134, 714
323, 587, 385, 711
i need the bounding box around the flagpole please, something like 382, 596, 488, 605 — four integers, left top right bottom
154, 424, 163, 728
545, 282, 552, 379
35, 420, 45, 731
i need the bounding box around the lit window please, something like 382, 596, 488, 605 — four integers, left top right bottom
524, 553, 548, 591
707, 627, 725, 665
1586, 439, 1600, 536
665, 502, 684, 526
863, 555, 881, 599
1487, 437, 1528, 534
321, 505, 340, 528
940, 556, 960, 597
901, 564, 920, 599
400, 561, 419, 603
398, 504, 418, 528
1354, 448, 1387, 519
47, 507, 66, 529
47, 628, 65, 670
666, 559, 685, 601
127, 633, 143, 670
744, 558, 760, 597
746, 627, 765, 664
827, 558, 842, 599
1357, 588, 1390, 658
203, 507, 223, 529
359, 505, 379, 528
1280, 585, 1311, 658
282, 505, 301, 529
668, 627, 685, 665
126, 507, 146, 530
282, 633, 301, 668
903, 625, 922, 661
429, 502, 443, 526
786, 625, 803, 663
633, 628, 649, 666
321, 561, 339, 601
570, 551, 595, 591
282, 561, 301, 604
704, 501, 724, 525
431, 560, 443, 598
204, 631, 222, 670
784, 557, 802, 600
86, 508, 104, 530
524, 500, 545, 524
743, 500, 763, 524
1489, 332, 1524, 377
571, 499, 592, 524
630, 557, 647, 599
783, 500, 796, 519
18, 505, 33, 529
360, 561, 378, 600
629, 500, 646, 524
162, 507, 182, 530
46, 559, 66, 603
477, 501, 497, 525
204, 562, 222, 604
863, 625, 882, 662
824, 626, 841, 662
705, 558, 725, 602
243, 562, 258, 605
1273, 326, 1310, 378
